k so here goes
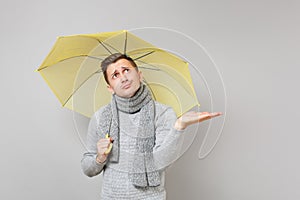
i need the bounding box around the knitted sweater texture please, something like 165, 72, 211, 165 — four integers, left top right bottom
81, 102, 184, 200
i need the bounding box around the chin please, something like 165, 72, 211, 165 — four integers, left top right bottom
117, 91, 134, 98
117, 85, 140, 98
125, 92, 136, 98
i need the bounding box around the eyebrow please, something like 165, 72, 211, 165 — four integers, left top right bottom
110, 66, 129, 78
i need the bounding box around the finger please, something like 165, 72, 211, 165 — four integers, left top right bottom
199, 112, 211, 118
198, 113, 219, 121
97, 138, 110, 144
212, 112, 222, 115
210, 112, 222, 117
202, 112, 209, 114
100, 138, 112, 143
97, 140, 111, 148
98, 143, 110, 149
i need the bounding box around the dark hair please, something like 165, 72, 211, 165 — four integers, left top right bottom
101, 53, 138, 84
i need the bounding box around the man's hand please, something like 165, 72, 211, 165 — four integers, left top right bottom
96, 137, 113, 164
174, 111, 222, 130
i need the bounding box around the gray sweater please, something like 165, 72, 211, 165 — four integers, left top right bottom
81, 102, 184, 200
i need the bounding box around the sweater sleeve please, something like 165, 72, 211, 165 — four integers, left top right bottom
81, 113, 106, 177
152, 104, 184, 171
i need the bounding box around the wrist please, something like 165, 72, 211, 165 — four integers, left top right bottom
96, 154, 106, 164
174, 119, 186, 130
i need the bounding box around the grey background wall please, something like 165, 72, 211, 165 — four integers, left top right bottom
1, 0, 299, 199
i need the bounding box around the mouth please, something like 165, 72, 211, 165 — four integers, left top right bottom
121, 82, 131, 89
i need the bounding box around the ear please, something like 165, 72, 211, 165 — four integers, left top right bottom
138, 70, 143, 82
107, 85, 115, 94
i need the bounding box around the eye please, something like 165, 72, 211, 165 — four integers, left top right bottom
124, 68, 130, 73
112, 73, 119, 79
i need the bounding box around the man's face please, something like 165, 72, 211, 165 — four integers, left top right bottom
106, 58, 143, 98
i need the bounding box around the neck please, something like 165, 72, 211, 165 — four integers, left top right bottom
113, 84, 152, 114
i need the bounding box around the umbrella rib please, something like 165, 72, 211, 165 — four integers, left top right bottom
38, 55, 104, 71
135, 59, 161, 71
139, 66, 160, 71
133, 50, 155, 61
99, 41, 113, 55
73, 35, 114, 55
103, 41, 124, 54
99, 40, 124, 55
62, 70, 101, 107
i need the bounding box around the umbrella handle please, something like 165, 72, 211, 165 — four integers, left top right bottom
104, 133, 113, 155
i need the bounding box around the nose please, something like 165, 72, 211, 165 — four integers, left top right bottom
120, 73, 128, 82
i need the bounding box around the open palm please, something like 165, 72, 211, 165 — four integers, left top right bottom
175, 111, 222, 130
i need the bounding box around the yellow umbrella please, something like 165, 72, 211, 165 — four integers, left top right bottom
36, 30, 200, 117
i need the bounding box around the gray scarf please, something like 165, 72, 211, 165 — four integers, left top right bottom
98, 84, 160, 187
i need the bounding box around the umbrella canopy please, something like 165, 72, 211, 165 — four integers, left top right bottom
36, 30, 200, 117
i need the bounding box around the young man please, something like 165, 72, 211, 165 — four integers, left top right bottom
81, 53, 222, 199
